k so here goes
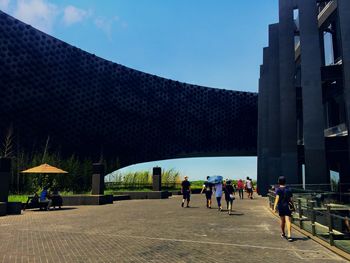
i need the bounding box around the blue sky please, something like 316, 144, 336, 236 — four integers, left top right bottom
0, 0, 278, 181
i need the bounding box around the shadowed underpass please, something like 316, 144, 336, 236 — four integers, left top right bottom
0, 195, 346, 262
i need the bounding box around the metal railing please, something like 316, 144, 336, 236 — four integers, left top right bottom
268, 189, 350, 254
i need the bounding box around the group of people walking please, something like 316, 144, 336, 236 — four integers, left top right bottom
181, 175, 295, 242
180, 176, 255, 215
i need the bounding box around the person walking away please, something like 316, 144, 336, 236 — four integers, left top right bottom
237, 179, 244, 199
181, 176, 191, 208
246, 177, 253, 199
223, 180, 230, 210
214, 182, 223, 211
200, 176, 213, 208
225, 180, 235, 215
273, 176, 293, 242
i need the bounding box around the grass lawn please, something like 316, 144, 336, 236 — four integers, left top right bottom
8, 195, 28, 203
8, 191, 91, 203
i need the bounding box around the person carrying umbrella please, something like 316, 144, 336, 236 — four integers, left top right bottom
207, 175, 223, 211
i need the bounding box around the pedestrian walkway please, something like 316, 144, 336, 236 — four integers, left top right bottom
0, 194, 347, 262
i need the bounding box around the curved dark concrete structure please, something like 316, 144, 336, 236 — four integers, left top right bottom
0, 11, 257, 167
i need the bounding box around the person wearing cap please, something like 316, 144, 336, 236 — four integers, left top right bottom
273, 176, 293, 242
181, 176, 191, 208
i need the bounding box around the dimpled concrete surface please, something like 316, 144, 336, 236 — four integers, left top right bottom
0, 195, 346, 263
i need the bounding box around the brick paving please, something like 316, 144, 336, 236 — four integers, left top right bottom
0, 194, 347, 262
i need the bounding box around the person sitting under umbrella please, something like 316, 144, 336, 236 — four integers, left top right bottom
40, 186, 52, 211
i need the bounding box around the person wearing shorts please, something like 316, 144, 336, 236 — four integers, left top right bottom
181, 176, 191, 208
246, 177, 253, 199
200, 176, 213, 208
273, 176, 293, 242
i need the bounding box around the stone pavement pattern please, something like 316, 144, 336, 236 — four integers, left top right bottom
0, 194, 347, 263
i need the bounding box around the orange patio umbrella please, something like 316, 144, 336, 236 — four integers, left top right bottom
21, 163, 68, 174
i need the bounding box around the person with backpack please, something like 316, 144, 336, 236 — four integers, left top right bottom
273, 176, 294, 242
200, 176, 213, 208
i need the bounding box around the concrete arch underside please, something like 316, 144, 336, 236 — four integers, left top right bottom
0, 11, 258, 168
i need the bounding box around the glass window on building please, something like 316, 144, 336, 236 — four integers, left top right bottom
323, 30, 335, 66
330, 170, 339, 192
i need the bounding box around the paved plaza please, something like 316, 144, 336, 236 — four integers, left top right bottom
0, 194, 347, 263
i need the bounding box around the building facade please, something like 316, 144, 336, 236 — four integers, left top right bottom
258, 0, 350, 195
0, 11, 257, 168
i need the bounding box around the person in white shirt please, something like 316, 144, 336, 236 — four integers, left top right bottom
246, 177, 254, 199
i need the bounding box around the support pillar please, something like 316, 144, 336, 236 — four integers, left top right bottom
267, 23, 281, 187
278, 0, 299, 184
298, 0, 328, 185
257, 48, 270, 196
257, 65, 268, 195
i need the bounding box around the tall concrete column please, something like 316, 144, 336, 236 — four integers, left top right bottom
279, 0, 299, 184
267, 24, 281, 187
298, 0, 328, 184
257, 63, 269, 195
260, 48, 271, 194
337, 0, 350, 186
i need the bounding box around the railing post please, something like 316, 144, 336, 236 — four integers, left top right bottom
309, 200, 316, 236
327, 205, 335, 246
297, 198, 303, 229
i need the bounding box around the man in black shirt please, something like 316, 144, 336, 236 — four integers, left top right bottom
181, 176, 191, 207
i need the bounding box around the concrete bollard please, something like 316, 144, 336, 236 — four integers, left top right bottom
91, 163, 105, 195
152, 167, 161, 191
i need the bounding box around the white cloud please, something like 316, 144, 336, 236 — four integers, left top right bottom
14, 0, 58, 33
94, 17, 113, 38
121, 21, 128, 28
94, 16, 125, 39
63, 5, 89, 26
0, 0, 10, 11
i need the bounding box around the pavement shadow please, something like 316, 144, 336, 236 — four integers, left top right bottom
229, 212, 244, 216
291, 237, 310, 241
31, 207, 77, 212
